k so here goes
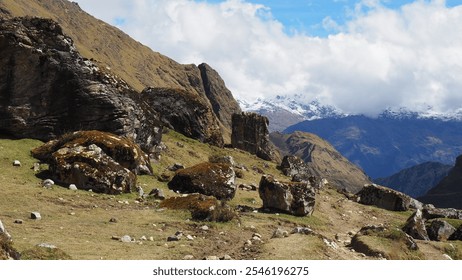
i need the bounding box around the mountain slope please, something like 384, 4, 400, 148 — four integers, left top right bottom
270, 131, 371, 193
419, 156, 462, 209
284, 115, 462, 178
374, 162, 451, 198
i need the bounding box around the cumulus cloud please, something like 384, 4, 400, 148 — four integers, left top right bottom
75, 0, 462, 116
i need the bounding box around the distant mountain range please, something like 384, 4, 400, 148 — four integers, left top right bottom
244, 95, 462, 179
239, 95, 344, 132
374, 162, 452, 198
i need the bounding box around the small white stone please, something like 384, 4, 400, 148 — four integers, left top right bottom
13, 160, 21, 167
30, 212, 41, 220
42, 179, 54, 188
120, 235, 132, 243
69, 184, 78, 191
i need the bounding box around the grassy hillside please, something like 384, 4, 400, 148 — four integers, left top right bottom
1, 132, 461, 260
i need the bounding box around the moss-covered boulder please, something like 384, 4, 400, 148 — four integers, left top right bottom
167, 162, 236, 200
31, 130, 150, 194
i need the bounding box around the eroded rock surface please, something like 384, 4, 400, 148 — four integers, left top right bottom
258, 175, 316, 216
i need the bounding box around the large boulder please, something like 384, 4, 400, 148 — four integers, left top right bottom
357, 184, 423, 211
0, 17, 162, 152
402, 209, 430, 241
426, 220, 456, 241
168, 162, 236, 200
140, 87, 224, 147
258, 175, 316, 216
231, 112, 280, 162
31, 130, 149, 194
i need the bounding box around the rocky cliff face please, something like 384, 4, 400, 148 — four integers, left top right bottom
0, 0, 242, 142
0, 17, 162, 152
141, 87, 224, 147
270, 131, 371, 193
419, 155, 462, 209
231, 112, 280, 162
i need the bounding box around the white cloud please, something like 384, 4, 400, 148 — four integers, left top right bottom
75, 0, 462, 116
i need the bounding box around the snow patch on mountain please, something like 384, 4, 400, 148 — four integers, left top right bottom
240, 94, 462, 122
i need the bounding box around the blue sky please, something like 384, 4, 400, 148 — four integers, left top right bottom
75, 0, 462, 116
202, 0, 461, 36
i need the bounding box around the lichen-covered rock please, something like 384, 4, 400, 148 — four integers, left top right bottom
280, 155, 307, 177
140, 87, 224, 147
0, 17, 162, 152
231, 112, 280, 162
258, 175, 316, 216
402, 209, 430, 241
32, 130, 152, 175
31, 130, 148, 194
280, 155, 322, 188
426, 220, 456, 241
357, 184, 423, 211
168, 162, 236, 200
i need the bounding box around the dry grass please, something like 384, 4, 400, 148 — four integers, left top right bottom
1, 131, 462, 260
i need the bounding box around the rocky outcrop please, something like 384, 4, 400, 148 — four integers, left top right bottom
357, 184, 423, 211
422, 205, 462, 220
0, 1, 241, 137
270, 131, 371, 193
426, 220, 456, 241
0, 17, 162, 152
168, 162, 236, 200
141, 87, 224, 147
402, 209, 430, 241
419, 155, 462, 209
258, 175, 316, 216
31, 130, 149, 194
198, 63, 241, 129
231, 112, 280, 161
